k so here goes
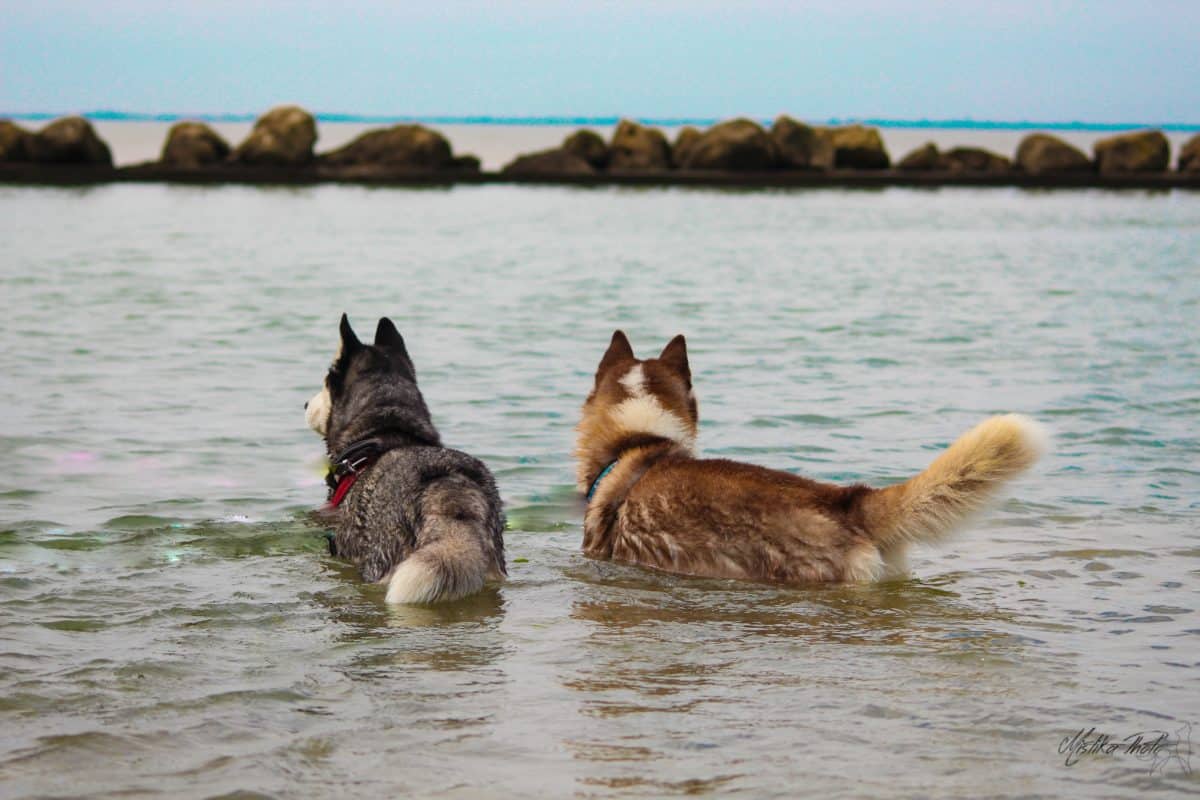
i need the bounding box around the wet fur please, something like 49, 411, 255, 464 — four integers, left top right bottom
575, 331, 1045, 584
308, 314, 506, 603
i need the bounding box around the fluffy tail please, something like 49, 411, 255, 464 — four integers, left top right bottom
384, 529, 492, 604
385, 477, 505, 605
860, 414, 1047, 549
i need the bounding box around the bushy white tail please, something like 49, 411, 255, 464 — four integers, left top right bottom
861, 414, 1047, 548
385, 522, 495, 605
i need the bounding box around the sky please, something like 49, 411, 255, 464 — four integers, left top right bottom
1, 1, 1198, 123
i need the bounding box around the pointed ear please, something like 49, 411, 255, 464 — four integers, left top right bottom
374, 317, 409, 358
337, 313, 362, 359
373, 316, 417, 381
658, 334, 690, 384
597, 329, 635, 376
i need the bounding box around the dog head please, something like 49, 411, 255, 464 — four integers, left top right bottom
306, 314, 437, 453
574, 331, 697, 490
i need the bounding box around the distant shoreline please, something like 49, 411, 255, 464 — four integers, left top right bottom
5, 111, 1200, 133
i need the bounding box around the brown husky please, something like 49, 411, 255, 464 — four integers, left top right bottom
574, 331, 1046, 584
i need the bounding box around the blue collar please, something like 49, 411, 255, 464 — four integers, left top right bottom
586, 460, 618, 502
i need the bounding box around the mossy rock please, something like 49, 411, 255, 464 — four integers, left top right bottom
27, 116, 112, 165
161, 122, 230, 167
608, 119, 671, 170
1015, 134, 1091, 176
679, 118, 776, 171
770, 115, 833, 170
320, 125, 454, 169
819, 125, 890, 169
1093, 130, 1169, 174
232, 105, 317, 166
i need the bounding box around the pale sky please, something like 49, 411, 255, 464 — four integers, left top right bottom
2, 1, 1197, 123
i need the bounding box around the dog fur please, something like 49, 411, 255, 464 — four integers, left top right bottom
307, 314, 506, 603
574, 331, 1046, 584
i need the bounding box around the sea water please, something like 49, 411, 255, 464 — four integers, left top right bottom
1, 183, 1197, 798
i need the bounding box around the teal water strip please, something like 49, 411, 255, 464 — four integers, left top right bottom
3, 111, 1200, 132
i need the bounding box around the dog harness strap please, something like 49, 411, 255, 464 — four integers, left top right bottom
586, 460, 619, 502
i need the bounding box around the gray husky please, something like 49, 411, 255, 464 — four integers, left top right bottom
305, 314, 506, 604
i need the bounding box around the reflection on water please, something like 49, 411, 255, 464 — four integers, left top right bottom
1, 184, 1198, 798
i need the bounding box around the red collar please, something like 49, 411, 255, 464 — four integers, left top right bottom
323, 438, 385, 509
326, 470, 363, 508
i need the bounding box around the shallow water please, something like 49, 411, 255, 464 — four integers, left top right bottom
1, 184, 1198, 798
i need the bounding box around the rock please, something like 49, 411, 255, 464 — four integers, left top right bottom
897, 142, 940, 171
27, 116, 112, 165
671, 127, 701, 168
160, 122, 230, 167
819, 125, 890, 169
562, 129, 609, 169
232, 105, 317, 166
1093, 130, 1170, 174
1177, 134, 1200, 173
680, 118, 778, 171
608, 119, 671, 170
770, 115, 833, 170
0, 120, 32, 161
320, 124, 455, 169
501, 148, 595, 176
1014, 134, 1091, 176
449, 154, 482, 172
938, 147, 1011, 174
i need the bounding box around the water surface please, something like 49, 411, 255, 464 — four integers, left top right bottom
1, 185, 1198, 798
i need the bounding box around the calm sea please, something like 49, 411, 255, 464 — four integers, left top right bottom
1, 180, 1197, 798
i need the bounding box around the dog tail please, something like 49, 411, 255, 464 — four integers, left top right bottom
859, 414, 1047, 549
384, 529, 494, 604
385, 477, 505, 605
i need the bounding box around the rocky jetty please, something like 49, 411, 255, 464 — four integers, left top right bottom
770, 116, 834, 170
678, 118, 777, 171
671, 127, 702, 168
608, 119, 672, 170
1093, 130, 1170, 174
1180, 134, 1200, 173
938, 147, 1010, 174
1015, 134, 1091, 176
820, 125, 890, 169
138, 109, 480, 179
320, 124, 477, 172
562, 130, 609, 169
503, 117, 890, 175
25, 117, 112, 165
161, 122, 230, 167
897, 143, 941, 171
502, 147, 595, 176
897, 143, 1009, 173
501, 129, 607, 176
231, 105, 317, 166
0, 120, 31, 161
2, 108, 1198, 189
470, 118, 1195, 187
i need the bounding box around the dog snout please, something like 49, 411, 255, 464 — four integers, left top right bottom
304, 401, 309, 410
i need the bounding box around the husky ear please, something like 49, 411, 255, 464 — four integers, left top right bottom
374, 317, 410, 359
597, 330, 635, 377
659, 334, 690, 384
374, 316, 417, 380
337, 313, 362, 359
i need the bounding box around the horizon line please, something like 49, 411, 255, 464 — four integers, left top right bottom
4, 110, 1200, 132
